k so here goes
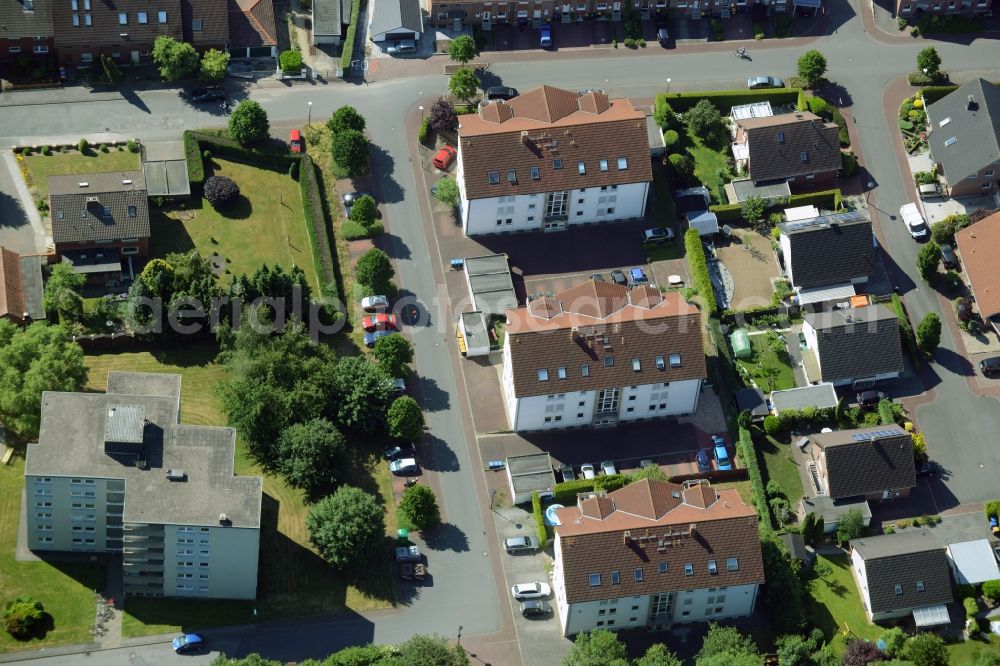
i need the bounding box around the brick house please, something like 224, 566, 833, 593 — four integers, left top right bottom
732, 111, 842, 191
0, 0, 54, 65
552, 479, 765, 636
51, 0, 184, 68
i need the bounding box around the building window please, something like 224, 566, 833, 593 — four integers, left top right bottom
34, 45, 48, 53
604, 356, 614, 367
507, 169, 517, 184
632, 358, 641, 372
9, 46, 22, 53
138, 11, 148, 22
596, 621, 604, 627
488, 171, 500, 184
669, 354, 682, 368
611, 571, 620, 584
158, 10, 167, 22
72, 14, 79, 25
607, 620, 615, 626
708, 560, 718, 575
577, 161, 587, 175
581, 364, 590, 377
589, 573, 601, 587
726, 557, 739, 571
553, 159, 563, 169
617, 157, 628, 170
634, 568, 644, 582
530, 167, 540, 180
118, 12, 127, 23
800, 151, 809, 162
894, 584, 903, 595
916, 581, 925, 592
557, 367, 567, 379
192, 18, 203, 30
84, 14, 91, 25
607, 208, 615, 215
659, 562, 667, 573
684, 563, 693, 576
537, 369, 549, 381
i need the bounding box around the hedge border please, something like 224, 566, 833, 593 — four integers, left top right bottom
552, 478, 597, 505
685, 228, 717, 317
738, 427, 774, 532
656, 88, 803, 113
531, 491, 548, 548
890, 293, 921, 372
181, 130, 339, 298
338, 0, 364, 70
709, 189, 841, 223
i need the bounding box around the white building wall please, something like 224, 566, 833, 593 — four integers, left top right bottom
461, 182, 649, 236
617, 379, 700, 422
563, 595, 653, 636
27, 475, 114, 553
780, 233, 793, 284
512, 390, 596, 431
163, 524, 259, 600
671, 584, 758, 624
852, 548, 874, 621
501, 342, 519, 428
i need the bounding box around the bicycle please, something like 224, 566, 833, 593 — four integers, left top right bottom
734, 48, 748, 60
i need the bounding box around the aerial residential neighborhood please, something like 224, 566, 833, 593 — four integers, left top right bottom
1, 0, 1000, 664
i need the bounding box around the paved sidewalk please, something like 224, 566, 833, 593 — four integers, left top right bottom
1, 150, 49, 252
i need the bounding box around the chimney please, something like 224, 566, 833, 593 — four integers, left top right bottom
520, 130, 530, 146
968, 95, 977, 110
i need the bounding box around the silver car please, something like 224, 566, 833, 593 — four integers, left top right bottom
747, 76, 785, 89
503, 535, 538, 554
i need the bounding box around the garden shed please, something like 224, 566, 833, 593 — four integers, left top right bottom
686, 210, 719, 236
730, 328, 752, 359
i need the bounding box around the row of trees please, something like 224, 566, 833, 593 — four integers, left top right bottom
210, 633, 469, 666
329, 105, 370, 177
152, 36, 229, 82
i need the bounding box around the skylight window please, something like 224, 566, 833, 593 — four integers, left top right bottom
530, 166, 540, 181
944, 136, 957, 147
578, 161, 586, 174
939, 117, 951, 127
617, 157, 628, 170
599, 159, 609, 172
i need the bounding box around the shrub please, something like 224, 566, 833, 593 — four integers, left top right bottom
327, 105, 367, 135
552, 478, 596, 504
398, 484, 440, 531
885, 525, 895, 534
663, 129, 679, 148
99, 143, 109, 153
417, 117, 431, 145
914, 170, 936, 185
763, 414, 780, 435
279, 49, 303, 73
341, 219, 372, 240
203, 175, 241, 208
805, 96, 829, 117
228, 99, 270, 146
348, 194, 378, 225
594, 474, 628, 492
982, 579, 1000, 602
125, 138, 140, 153
684, 229, 717, 316
911, 26, 920, 36
841, 152, 857, 177
531, 491, 548, 547
916, 312, 942, 354
77, 138, 89, 153
433, 178, 460, 206
836, 508, 865, 544
964, 596, 979, 620
797, 49, 828, 87
898, 17, 908, 29
332, 129, 369, 176
2, 595, 45, 640
40, 145, 51, 156
738, 427, 772, 527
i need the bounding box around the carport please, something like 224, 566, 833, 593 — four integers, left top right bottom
770, 383, 838, 414
506, 453, 556, 504
464, 254, 517, 317
141, 141, 191, 198
947, 539, 1000, 585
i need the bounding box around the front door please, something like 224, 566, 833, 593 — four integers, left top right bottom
130, 50, 140, 64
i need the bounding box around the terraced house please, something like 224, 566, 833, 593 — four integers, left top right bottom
25, 372, 262, 600
552, 479, 765, 636
456, 85, 653, 235
501, 279, 706, 431
0, 0, 54, 65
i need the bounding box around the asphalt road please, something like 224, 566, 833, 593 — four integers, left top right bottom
3, 1, 1000, 662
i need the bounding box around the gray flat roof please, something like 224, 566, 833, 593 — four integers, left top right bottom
313, 0, 343, 36
851, 529, 944, 559
466, 254, 511, 275
800, 495, 871, 521
512, 471, 557, 495
142, 160, 191, 197
770, 383, 838, 413
461, 311, 488, 341
730, 178, 791, 203
465, 254, 517, 317
507, 452, 553, 476
61, 249, 121, 274
142, 141, 186, 162
25, 373, 262, 529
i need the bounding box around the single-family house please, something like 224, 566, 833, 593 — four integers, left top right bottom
370, 0, 422, 43
801, 305, 903, 387
850, 531, 954, 626
552, 479, 765, 636
805, 425, 916, 502
227, 0, 277, 58
456, 86, 653, 235
501, 279, 706, 431
925, 79, 1000, 200
955, 210, 1000, 333
732, 111, 842, 191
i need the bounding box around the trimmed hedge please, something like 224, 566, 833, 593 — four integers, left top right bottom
710, 189, 841, 223
685, 228, 717, 317
891, 293, 921, 371
531, 491, 548, 548
738, 427, 773, 531
552, 478, 596, 505
339, 0, 364, 70
181, 130, 339, 297
656, 88, 802, 113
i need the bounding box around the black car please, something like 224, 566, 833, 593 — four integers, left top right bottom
610, 270, 627, 286
486, 86, 518, 101
384, 444, 416, 460
520, 600, 551, 618
656, 25, 670, 46
940, 243, 959, 270
342, 191, 374, 216
916, 460, 938, 477
981, 357, 1000, 376
188, 86, 225, 103
856, 390, 888, 409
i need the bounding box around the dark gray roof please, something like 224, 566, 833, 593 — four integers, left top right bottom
850, 531, 954, 613
0, 0, 54, 38
812, 425, 916, 499
370, 0, 421, 36
49, 171, 150, 246
800, 495, 871, 523
735, 388, 769, 417
730, 178, 791, 203
25, 372, 262, 528
779, 212, 876, 289
313, 0, 343, 36
805, 305, 903, 383
18, 255, 45, 321
61, 249, 121, 275
926, 79, 1000, 185
739, 111, 843, 183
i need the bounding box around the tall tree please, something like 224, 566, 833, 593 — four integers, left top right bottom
775, 635, 812, 666
433, 178, 460, 206
448, 67, 479, 103
696, 623, 759, 662
796, 49, 828, 87
199, 48, 230, 80
387, 396, 425, 441
428, 99, 458, 134
355, 248, 395, 294
916, 47, 942, 77
327, 105, 367, 135
902, 633, 946, 666
398, 483, 440, 530
447, 35, 478, 64
741, 196, 767, 230
0, 321, 88, 438
228, 100, 270, 146
916, 242, 941, 282
843, 640, 886, 666
42, 263, 85, 323
685, 99, 724, 138
635, 644, 682, 666
332, 129, 369, 176
916, 313, 942, 355
394, 634, 469, 666
760, 534, 806, 633
275, 418, 349, 498
373, 333, 413, 377
561, 629, 629, 666
152, 36, 199, 81
836, 508, 865, 544
306, 486, 385, 569
329, 356, 393, 434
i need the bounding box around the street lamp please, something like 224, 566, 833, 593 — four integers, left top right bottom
666, 77, 671, 92
419, 105, 425, 121
457, 625, 463, 649
307, 101, 313, 127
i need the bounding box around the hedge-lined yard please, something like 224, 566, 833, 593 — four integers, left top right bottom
685, 229, 717, 317
339, 0, 364, 70
710, 189, 842, 223
656, 88, 802, 113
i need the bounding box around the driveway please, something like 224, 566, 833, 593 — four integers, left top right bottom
0, 152, 42, 254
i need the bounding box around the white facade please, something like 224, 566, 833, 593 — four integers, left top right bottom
456, 147, 649, 235
851, 548, 914, 623
501, 344, 701, 432
161, 524, 260, 600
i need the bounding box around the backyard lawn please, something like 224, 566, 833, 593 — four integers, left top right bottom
23, 149, 140, 201
736, 332, 796, 393
149, 158, 319, 289
684, 128, 732, 205
946, 634, 1000, 663
758, 432, 805, 504
83, 347, 395, 637
806, 555, 882, 654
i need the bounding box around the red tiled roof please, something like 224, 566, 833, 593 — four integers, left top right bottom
555, 480, 764, 604
228, 0, 276, 47
956, 211, 1000, 320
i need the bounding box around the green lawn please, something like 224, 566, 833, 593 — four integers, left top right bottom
646, 166, 685, 262
714, 479, 754, 507
0, 456, 105, 653
736, 332, 796, 392
806, 555, 882, 654
149, 158, 319, 289
23, 149, 140, 201
684, 128, 733, 204
758, 432, 806, 504
946, 633, 1000, 664
83, 347, 395, 638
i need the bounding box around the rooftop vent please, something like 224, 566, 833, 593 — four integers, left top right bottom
219, 513, 231, 525
78, 182, 89, 188
122, 178, 132, 185
86, 195, 99, 203
967, 95, 977, 110
166, 469, 187, 481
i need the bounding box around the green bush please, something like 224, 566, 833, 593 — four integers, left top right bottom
841, 152, 857, 177
531, 491, 548, 548
3, 595, 45, 640
77, 138, 89, 153
594, 474, 627, 492
663, 129, 679, 148
891, 293, 921, 371
279, 50, 303, 73
982, 579, 1000, 602
738, 427, 772, 529
685, 229, 717, 316
342, 219, 372, 240
805, 96, 829, 117
99, 143, 109, 153
964, 597, 979, 620
552, 478, 597, 505
914, 170, 937, 185
710, 189, 841, 222
339, 0, 364, 69
763, 415, 780, 436
417, 117, 430, 145
985, 499, 1000, 520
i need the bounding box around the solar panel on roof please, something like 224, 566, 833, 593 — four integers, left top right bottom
852, 429, 900, 441
781, 210, 869, 234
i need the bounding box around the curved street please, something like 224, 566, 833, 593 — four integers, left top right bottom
1, 0, 999, 662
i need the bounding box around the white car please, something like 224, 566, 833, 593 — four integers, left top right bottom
899, 203, 929, 240
361, 295, 389, 312
580, 463, 596, 480
600, 460, 617, 476
511, 581, 551, 600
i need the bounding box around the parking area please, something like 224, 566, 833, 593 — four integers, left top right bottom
483, 21, 615, 51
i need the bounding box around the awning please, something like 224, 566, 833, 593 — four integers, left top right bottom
793, 0, 821, 6
797, 282, 856, 305
913, 605, 950, 627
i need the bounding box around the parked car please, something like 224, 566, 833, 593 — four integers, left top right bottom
940, 243, 959, 269
656, 25, 670, 46
577, 88, 606, 96
432, 145, 457, 170
713, 442, 732, 471
899, 203, 929, 240
361, 294, 389, 312
172, 634, 204, 653
391, 377, 407, 395
600, 460, 617, 476
361, 313, 400, 332
384, 443, 416, 460
343, 191, 374, 217
389, 458, 420, 476
511, 581, 551, 600
590, 273, 604, 282
610, 270, 628, 286
539, 25, 552, 48
747, 76, 785, 89
559, 463, 576, 481
385, 39, 416, 55
520, 600, 552, 617
188, 86, 225, 102
641, 227, 675, 244
363, 329, 397, 348
503, 535, 539, 554
289, 128, 303, 153
918, 182, 942, 199
696, 449, 711, 473
981, 357, 1000, 376
856, 390, 888, 409
486, 86, 518, 101
628, 267, 649, 286
580, 463, 596, 480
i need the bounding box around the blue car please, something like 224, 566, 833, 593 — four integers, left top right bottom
696, 449, 711, 473
363, 329, 397, 348
539, 25, 552, 48
713, 436, 732, 471
172, 633, 204, 653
